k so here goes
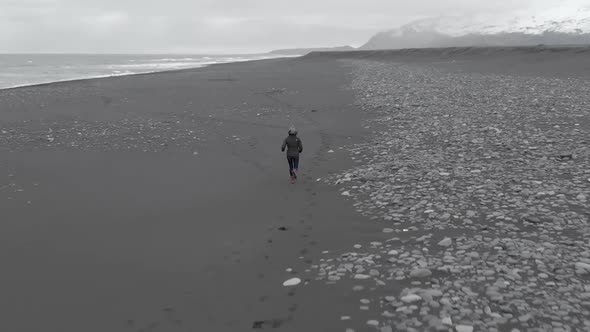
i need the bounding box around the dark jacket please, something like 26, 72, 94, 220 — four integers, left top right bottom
282, 134, 303, 157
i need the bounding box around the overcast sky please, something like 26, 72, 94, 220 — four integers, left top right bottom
0, 0, 576, 54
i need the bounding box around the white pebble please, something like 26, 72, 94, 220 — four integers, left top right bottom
282, 278, 301, 287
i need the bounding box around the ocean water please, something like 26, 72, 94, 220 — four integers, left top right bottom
0, 53, 288, 90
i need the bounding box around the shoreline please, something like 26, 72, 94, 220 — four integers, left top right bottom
0, 55, 296, 92
6, 44, 590, 92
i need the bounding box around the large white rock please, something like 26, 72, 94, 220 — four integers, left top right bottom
282, 278, 301, 287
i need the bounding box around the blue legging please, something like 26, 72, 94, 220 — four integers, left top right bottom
287, 156, 299, 176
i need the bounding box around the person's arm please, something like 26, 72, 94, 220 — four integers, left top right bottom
281, 138, 287, 152
298, 138, 303, 153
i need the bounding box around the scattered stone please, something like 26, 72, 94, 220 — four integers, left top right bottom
308, 60, 590, 332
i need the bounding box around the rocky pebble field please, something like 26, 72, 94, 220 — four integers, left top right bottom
311, 60, 590, 331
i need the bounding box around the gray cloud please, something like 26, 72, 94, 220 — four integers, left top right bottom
0, 0, 572, 53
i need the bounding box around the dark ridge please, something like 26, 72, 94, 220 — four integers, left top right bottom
298, 45, 590, 78
269, 45, 355, 55
301, 45, 590, 61
361, 31, 590, 50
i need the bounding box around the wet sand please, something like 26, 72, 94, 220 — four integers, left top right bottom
0, 58, 375, 332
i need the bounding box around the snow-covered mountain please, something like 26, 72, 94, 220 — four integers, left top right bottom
362, 4, 590, 49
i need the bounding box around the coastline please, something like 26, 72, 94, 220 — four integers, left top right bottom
0, 54, 296, 91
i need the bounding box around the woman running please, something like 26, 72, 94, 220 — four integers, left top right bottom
281, 127, 303, 183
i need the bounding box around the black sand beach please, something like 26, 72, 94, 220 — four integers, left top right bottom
0, 57, 376, 332
1, 46, 590, 332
